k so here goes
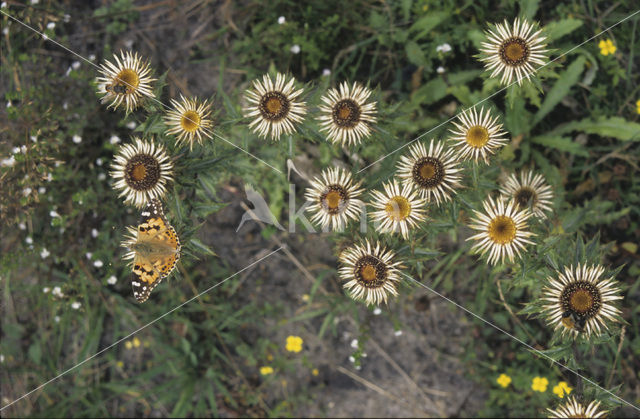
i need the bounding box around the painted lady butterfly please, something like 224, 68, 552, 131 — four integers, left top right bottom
122, 199, 181, 303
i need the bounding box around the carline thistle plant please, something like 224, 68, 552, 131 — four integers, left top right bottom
91, 13, 628, 414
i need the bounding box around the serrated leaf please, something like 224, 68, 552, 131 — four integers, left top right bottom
190, 238, 216, 256
550, 117, 640, 141
405, 41, 426, 67
533, 56, 586, 126
519, 0, 539, 20
543, 18, 584, 41
410, 11, 449, 40
530, 135, 589, 156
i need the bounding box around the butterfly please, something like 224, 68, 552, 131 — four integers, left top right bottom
121, 199, 181, 303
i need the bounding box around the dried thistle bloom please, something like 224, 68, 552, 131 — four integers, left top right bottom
541, 263, 623, 338
305, 167, 364, 231
396, 139, 462, 205
339, 240, 402, 305
449, 106, 508, 163
317, 81, 377, 146
500, 170, 553, 219
369, 179, 427, 239
244, 73, 306, 140
96, 50, 156, 113
467, 196, 535, 265
479, 18, 548, 86
110, 138, 173, 208
164, 95, 213, 150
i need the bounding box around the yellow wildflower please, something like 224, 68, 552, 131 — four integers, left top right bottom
598, 39, 616, 56
553, 381, 573, 398
302, 294, 310, 302
312, 368, 319, 376
260, 366, 274, 375
132, 337, 141, 348
125, 340, 132, 350
266, 354, 274, 361
636, 99, 640, 115
116, 361, 124, 368
532, 376, 549, 392
285, 335, 303, 353
496, 373, 512, 388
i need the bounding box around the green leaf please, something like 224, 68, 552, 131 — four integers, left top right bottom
530, 135, 589, 156
410, 11, 449, 40
543, 18, 584, 41
533, 56, 586, 126
519, 0, 540, 20
411, 78, 447, 105
550, 117, 640, 141
190, 238, 217, 256
405, 41, 426, 67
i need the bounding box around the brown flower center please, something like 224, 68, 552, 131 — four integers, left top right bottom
385, 196, 411, 221
181, 110, 201, 133
259, 91, 290, 121
320, 185, 348, 215
561, 281, 601, 317
499, 37, 530, 66
332, 99, 361, 128
114, 69, 139, 93
488, 215, 516, 244
412, 157, 445, 188
354, 255, 387, 287
124, 154, 161, 191
466, 126, 490, 148
514, 187, 537, 208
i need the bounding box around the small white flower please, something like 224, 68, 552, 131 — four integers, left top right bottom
30, 135, 38, 142
20, 145, 26, 152
6, 100, 11, 108
71, 302, 81, 310
40, 248, 50, 259
31, 0, 40, 4
0, 354, 4, 363
71, 61, 80, 70
72, 135, 82, 144
348, 356, 356, 363
38, 187, 46, 194
54, 315, 60, 323
436, 43, 452, 53
25, 236, 33, 244
290, 44, 301, 54
95, 158, 103, 166
278, 16, 286, 24
23, 187, 32, 196
394, 330, 403, 336
126, 121, 137, 129
85, 252, 92, 260
322, 68, 331, 77
97, 173, 106, 181
63, 102, 68, 110
46, 173, 53, 182
350, 339, 359, 349
2, 27, 8, 36
88, 53, 95, 60
52, 286, 63, 297
109, 135, 121, 144
1, 156, 16, 167
355, 365, 361, 370
64, 14, 71, 23
373, 307, 382, 315
43, 287, 50, 293
437, 66, 445, 74
107, 275, 117, 285
49, 210, 60, 218
1, 2, 7, 9
12, 147, 20, 154
93, 260, 104, 268
91, 228, 99, 238
18, 222, 26, 230
46, 22, 55, 30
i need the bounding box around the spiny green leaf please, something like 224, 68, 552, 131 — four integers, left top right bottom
530, 135, 589, 156
533, 55, 586, 126
543, 18, 584, 41
550, 116, 640, 141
